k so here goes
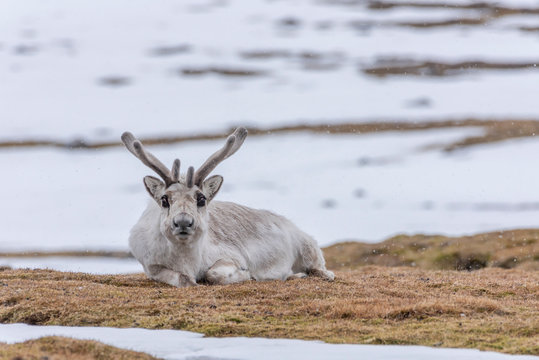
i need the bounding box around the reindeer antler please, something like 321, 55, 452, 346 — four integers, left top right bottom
122, 127, 247, 189
121, 132, 176, 187
171, 159, 181, 183
194, 127, 248, 187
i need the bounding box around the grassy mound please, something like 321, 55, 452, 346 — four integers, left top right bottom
0, 266, 537, 355
0, 336, 156, 360
325, 229, 539, 271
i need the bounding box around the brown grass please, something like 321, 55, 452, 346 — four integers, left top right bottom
2, 118, 539, 152
367, 1, 539, 17
325, 229, 539, 271
395, 18, 488, 28
179, 66, 268, 77
360, 1, 539, 31
0, 266, 537, 354
520, 26, 539, 32
363, 59, 539, 77
0, 336, 157, 360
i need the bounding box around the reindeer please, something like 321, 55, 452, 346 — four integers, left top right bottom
121, 128, 334, 287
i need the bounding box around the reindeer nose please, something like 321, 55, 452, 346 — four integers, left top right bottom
173, 213, 194, 229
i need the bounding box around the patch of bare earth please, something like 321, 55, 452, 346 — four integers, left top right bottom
350, 18, 491, 30
0, 336, 157, 360
1, 119, 539, 152
0, 265, 537, 355
367, 1, 539, 16
363, 59, 539, 77
327, 0, 539, 30
239, 49, 345, 71
148, 44, 191, 57
179, 66, 268, 77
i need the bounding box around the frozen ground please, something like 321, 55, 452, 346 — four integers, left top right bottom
2, 0, 539, 141
2, 128, 539, 255
1, 1, 538, 357
2, 0, 539, 254
0, 2, 538, 258
4, 127, 539, 254
1, 324, 537, 360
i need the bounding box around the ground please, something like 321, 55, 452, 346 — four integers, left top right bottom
324, 229, 539, 271
3, 119, 539, 152
2, 0, 539, 358
0, 337, 157, 360
1, 230, 538, 357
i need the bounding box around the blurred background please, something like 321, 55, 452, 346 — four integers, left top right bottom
1, 0, 539, 271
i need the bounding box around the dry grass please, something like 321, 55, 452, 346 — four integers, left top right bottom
355, 1, 539, 31
367, 1, 539, 16
0, 336, 157, 360
179, 67, 268, 77
325, 229, 539, 271
2, 119, 539, 152
0, 233, 537, 357
363, 59, 539, 77
0, 266, 537, 355
395, 18, 489, 28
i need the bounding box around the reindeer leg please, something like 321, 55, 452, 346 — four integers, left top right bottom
301, 241, 336, 281
205, 259, 251, 285
146, 265, 197, 287
308, 268, 335, 281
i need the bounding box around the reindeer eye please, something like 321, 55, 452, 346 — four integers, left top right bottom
161, 195, 170, 208
196, 193, 206, 207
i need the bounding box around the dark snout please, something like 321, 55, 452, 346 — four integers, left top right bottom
172, 213, 195, 236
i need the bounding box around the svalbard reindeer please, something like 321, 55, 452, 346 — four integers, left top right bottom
122, 128, 334, 287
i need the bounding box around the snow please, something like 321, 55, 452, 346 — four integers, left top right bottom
2, 0, 539, 141
0, 0, 537, 357
0, 324, 536, 360
0, 256, 141, 274
0, 0, 537, 262
0, 0, 538, 267
2, 128, 539, 254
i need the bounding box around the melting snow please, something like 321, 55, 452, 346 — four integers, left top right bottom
0, 324, 536, 360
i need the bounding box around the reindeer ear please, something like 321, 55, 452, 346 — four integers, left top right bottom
143, 176, 165, 199
202, 175, 223, 202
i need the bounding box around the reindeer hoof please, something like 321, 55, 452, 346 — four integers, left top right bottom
287, 272, 308, 280
309, 269, 335, 281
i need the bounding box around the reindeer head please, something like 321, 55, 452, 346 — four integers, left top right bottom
122, 128, 247, 244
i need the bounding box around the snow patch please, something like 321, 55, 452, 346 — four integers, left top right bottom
0, 324, 536, 360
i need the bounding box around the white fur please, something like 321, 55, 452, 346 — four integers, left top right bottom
123, 127, 334, 287
129, 194, 334, 287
